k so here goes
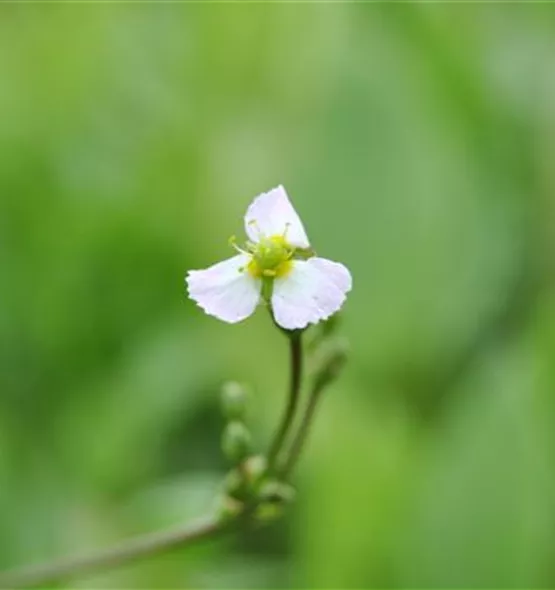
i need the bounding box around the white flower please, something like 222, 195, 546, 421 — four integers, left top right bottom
186, 186, 352, 330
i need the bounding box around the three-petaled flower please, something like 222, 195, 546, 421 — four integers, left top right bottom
186, 186, 352, 330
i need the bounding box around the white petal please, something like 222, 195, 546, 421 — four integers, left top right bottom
244, 185, 310, 248
186, 254, 261, 324
308, 257, 353, 292
271, 257, 352, 330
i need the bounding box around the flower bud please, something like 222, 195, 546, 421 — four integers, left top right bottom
221, 381, 249, 421
258, 480, 296, 505
217, 494, 244, 521
221, 421, 252, 463
222, 468, 245, 499
242, 454, 268, 487
255, 502, 283, 522
253, 482, 295, 523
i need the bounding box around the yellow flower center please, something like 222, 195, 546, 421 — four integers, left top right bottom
247, 235, 294, 279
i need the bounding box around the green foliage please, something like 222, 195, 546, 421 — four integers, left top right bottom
2, 3, 555, 587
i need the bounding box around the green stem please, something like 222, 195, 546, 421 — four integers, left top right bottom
0, 517, 228, 589
266, 330, 303, 474
280, 378, 326, 479
0, 324, 310, 587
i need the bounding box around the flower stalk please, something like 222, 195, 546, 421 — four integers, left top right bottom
0, 324, 348, 589
0, 185, 352, 588
281, 337, 349, 478
266, 329, 303, 474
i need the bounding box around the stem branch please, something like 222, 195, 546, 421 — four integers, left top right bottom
0, 517, 228, 589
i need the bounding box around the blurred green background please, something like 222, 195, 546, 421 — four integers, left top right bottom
2, 3, 555, 588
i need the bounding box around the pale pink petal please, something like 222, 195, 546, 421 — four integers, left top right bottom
244, 185, 310, 248
186, 254, 261, 324
271, 257, 352, 330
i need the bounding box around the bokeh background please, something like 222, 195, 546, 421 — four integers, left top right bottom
2, 3, 555, 588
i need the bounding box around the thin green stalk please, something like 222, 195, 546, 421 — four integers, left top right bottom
0, 517, 228, 589
280, 336, 348, 478
280, 378, 326, 479
266, 330, 303, 474
0, 325, 311, 588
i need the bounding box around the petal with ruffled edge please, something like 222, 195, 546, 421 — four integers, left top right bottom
244, 185, 310, 248
186, 254, 261, 323
271, 257, 352, 330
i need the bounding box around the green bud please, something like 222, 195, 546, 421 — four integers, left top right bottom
222, 421, 252, 463
258, 480, 296, 505
221, 381, 249, 421
217, 494, 244, 521
254, 501, 284, 523
222, 468, 245, 499
242, 454, 268, 487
